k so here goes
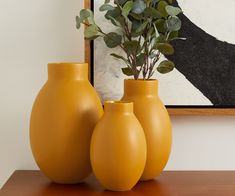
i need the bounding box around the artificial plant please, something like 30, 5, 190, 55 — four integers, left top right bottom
76, 0, 183, 80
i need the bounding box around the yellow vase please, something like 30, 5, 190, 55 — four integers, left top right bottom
90, 101, 147, 191
30, 63, 103, 184
121, 79, 172, 181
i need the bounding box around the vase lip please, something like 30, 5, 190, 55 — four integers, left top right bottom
104, 101, 133, 113
48, 62, 88, 66
124, 79, 158, 83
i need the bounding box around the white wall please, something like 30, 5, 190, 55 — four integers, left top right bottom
0, 0, 235, 189
0, 0, 84, 188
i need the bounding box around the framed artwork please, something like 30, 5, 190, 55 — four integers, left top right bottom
84, 0, 235, 115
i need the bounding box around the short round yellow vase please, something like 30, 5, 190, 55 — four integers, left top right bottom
121, 79, 172, 181
90, 101, 147, 191
30, 63, 103, 184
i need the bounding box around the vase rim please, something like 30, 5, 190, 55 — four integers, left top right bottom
125, 79, 158, 82
48, 62, 87, 66
104, 101, 133, 113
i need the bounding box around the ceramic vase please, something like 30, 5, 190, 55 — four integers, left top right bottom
90, 101, 147, 191
30, 63, 103, 184
121, 79, 172, 181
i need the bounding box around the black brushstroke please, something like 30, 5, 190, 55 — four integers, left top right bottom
167, 1, 235, 106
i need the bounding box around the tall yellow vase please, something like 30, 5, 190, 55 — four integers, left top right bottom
30, 63, 103, 184
90, 101, 147, 191
121, 79, 172, 181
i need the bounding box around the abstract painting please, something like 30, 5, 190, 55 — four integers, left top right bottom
91, 0, 235, 107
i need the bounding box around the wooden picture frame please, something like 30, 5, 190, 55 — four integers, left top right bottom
84, 0, 235, 116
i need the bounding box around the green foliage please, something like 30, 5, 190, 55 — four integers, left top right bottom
157, 1, 168, 18
157, 60, 175, 73
165, 5, 182, 16
122, 67, 134, 76
166, 16, 181, 31
99, 4, 115, 12
104, 32, 122, 48
84, 25, 98, 39
76, 0, 184, 79
132, 0, 147, 14
155, 43, 174, 55
122, 1, 134, 17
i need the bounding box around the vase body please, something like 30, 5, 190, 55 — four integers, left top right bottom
121, 79, 172, 181
90, 101, 147, 191
30, 63, 103, 184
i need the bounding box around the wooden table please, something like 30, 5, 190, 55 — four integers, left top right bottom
1, 171, 235, 196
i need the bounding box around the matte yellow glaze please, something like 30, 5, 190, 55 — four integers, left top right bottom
90, 101, 147, 191
121, 79, 172, 181
30, 63, 103, 184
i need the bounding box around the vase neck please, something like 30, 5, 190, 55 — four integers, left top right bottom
123, 79, 158, 97
48, 63, 88, 80
104, 101, 133, 114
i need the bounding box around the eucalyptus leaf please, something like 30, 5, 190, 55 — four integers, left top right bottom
76, 16, 81, 29
132, 0, 146, 14
131, 19, 141, 31
122, 1, 134, 17
112, 19, 120, 26
155, 19, 166, 33
136, 53, 145, 66
123, 40, 141, 55
168, 31, 178, 40
165, 5, 182, 16
122, 67, 134, 76
105, 8, 121, 20
166, 16, 181, 31
84, 25, 98, 39
144, 7, 161, 18
99, 4, 115, 12
85, 35, 100, 41
80, 9, 91, 21
129, 13, 143, 20
157, 60, 175, 74
157, 1, 168, 18
155, 43, 174, 55
104, 32, 122, 48
131, 19, 142, 37
136, 21, 148, 33
156, 34, 166, 43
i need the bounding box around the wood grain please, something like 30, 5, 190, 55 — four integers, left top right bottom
83, 0, 235, 116
84, 0, 91, 80
167, 108, 235, 116
2, 170, 235, 196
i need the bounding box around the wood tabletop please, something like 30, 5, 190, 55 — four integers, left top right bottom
1, 171, 235, 196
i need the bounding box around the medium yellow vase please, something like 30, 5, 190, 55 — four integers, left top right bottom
90, 101, 147, 191
30, 63, 103, 184
121, 79, 172, 181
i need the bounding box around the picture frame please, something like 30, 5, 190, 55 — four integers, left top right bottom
84, 0, 235, 116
